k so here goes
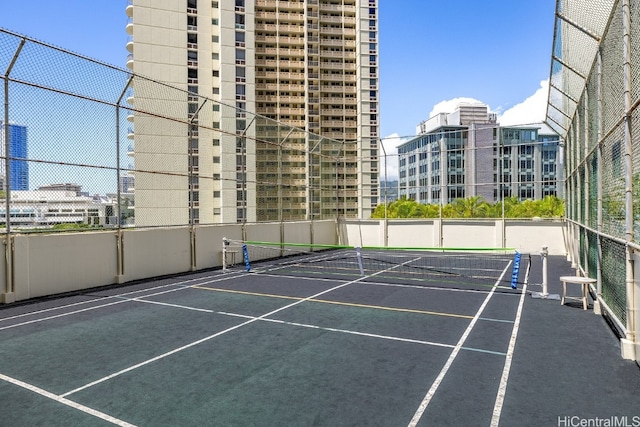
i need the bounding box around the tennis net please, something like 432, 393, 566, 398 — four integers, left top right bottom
222, 239, 528, 291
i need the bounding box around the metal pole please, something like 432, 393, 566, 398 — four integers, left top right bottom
541, 245, 548, 296
621, 0, 636, 356
2, 38, 25, 302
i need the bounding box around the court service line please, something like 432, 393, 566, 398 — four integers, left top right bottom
0, 273, 253, 332
126, 296, 507, 356
60, 258, 420, 398
0, 372, 135, 426
490, 258, 531, 426
119, 296, 463, 351
193, 285, 474, 319
407, 262, 512, 427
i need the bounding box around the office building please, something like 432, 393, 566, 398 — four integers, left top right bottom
398, 105, 561, 204
126, 0, 378, 225
0, 122, 29, 191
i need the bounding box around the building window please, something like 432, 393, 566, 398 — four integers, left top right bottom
235, 14, 245, 29
187, 15, 197, 30
236, 49, 245, 64
235, 32, 245, 47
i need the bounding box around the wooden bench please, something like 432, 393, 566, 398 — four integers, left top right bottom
560, 276, 597, 310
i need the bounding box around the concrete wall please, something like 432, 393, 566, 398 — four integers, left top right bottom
0, 219, 564, 303
340, 219, 566, 255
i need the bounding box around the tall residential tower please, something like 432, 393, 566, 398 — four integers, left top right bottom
0, 122, 29, 191
126, 0, 378, 225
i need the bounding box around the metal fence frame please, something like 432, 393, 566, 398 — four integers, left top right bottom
546, 0, 638, 359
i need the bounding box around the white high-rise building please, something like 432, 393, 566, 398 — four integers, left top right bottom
126, 0, 379, 225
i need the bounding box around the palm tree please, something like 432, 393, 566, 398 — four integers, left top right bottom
449, 196, 489, 218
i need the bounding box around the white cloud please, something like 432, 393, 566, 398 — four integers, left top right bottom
497, 79, 549, 126
379, 132, 410, 180
428, 97, 485, 117
379, 80, 552, 181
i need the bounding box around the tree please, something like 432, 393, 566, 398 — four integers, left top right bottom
448, 196, 489, 218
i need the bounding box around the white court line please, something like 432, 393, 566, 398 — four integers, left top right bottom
0, 372, 135, 426
123, 291, 509, 356
407, 262, 512, 427
61, 258, 419, 398
123, 296, 461, 352
490, 257, 532, 426
0, 272, 252, 332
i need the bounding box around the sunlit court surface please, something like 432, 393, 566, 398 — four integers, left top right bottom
0, 244, 639, 426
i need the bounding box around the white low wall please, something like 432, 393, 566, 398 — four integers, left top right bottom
1, 218, 564, 303
340, 219, 566, 255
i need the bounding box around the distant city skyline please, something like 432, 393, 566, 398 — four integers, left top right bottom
1, 0, 557, 191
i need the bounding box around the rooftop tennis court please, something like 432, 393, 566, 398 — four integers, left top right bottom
0, 244, 638, 426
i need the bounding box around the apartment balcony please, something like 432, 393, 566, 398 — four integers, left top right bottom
321, 73, 356, 82
321, 38, 356, 47
319, 3, 356, 13
256, 70, 305, 80
256, 47, 305, 57
320, 26, 356, 36
126, 1, 133, 18
127, 128, 134, 140
282, 120, 306, 129
277, 23, 305, 34
126, 94, 134, 105
126, 21, 133, 36
127, 144, 135, 157
320, 85, 347, 93
321, 120, 357, 128
127, 113, 134, 123
126, 54, 134, 70
320, 61, 357, 71
319, 15, 355, 24
261, 83, 305, 92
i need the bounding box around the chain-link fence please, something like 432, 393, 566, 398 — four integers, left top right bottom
546, 0, 638, 345
0, 28, 359, 232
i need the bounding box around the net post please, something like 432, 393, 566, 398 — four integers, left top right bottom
222, 237, 229, 272
355, 246, 364, 276
531, 245, 559, 300
541, 245, 548, 296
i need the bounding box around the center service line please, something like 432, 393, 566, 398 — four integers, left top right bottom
61, 258, 418, 398
407, 262, 512, 426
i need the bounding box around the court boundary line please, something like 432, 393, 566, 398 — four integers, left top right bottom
191, 284, 516, 323
192, 285, 475, 319
0, 372, 135, 427
117, 294, 508, 356
60, 256, 423, 399
490, 254, 531, 426
407, 260, 513, 426
0, 273, 253, 332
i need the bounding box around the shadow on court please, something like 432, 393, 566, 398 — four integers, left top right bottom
0, 255, 638, 426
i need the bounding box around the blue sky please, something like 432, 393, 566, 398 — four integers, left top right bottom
1, 0, 556, 183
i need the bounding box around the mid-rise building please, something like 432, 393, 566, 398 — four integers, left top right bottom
126, 0, 378, 225
0, 122, 29, 191
398, 105, 561, 205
